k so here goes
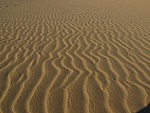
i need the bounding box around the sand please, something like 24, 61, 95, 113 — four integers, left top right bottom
0, 0, 150, 113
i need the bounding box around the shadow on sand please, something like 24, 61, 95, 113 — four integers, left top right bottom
137, 103, 150, 113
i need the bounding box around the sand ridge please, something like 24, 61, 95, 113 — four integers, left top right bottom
0, 0, 150, 113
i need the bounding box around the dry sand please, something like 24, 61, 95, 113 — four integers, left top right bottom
0, 0, 150, 113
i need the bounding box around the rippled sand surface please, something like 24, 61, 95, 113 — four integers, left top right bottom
0, 0, 150, 113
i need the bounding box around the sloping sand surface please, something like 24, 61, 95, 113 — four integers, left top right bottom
0, 0, 150, 113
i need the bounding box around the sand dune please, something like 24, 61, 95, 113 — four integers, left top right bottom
0, 0, 150, 113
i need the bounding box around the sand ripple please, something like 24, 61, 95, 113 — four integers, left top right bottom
0, 0, 150, 113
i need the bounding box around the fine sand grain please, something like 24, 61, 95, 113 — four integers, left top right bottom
0, 0, 150, 113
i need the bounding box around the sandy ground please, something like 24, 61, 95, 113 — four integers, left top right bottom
0, 0, 150, 113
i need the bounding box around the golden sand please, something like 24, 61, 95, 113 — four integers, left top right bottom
0, 0, 150, 113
